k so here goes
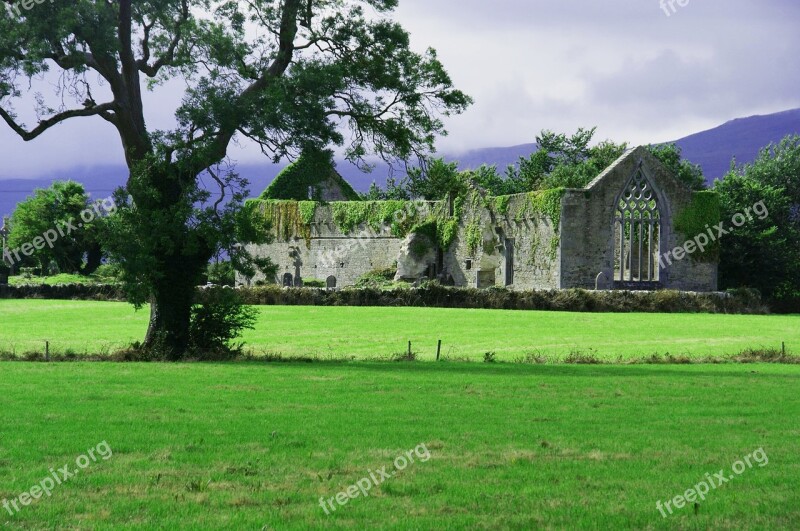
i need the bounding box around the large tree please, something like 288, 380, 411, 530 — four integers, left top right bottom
714, 135, 800, 310
0, 0, 469, 358
6, 180, 104, 274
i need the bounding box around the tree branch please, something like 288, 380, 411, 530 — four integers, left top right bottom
206, 0, 303, 165
0, 102, 116, 141
137, 0, 190, 77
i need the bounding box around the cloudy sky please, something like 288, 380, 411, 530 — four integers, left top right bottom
1, 0, 799, 177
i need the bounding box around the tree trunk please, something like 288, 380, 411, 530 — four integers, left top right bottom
128, 160, 215, 360
80, 243, 103, 276
143, 257, 201, 360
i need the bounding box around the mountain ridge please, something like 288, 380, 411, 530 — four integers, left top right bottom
1, 108, 798, 218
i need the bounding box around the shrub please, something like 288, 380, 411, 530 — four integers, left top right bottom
94, 263, 123, 282
302, 278, 326, 288
392, 350, 417, 362
514, 351, 548, 364
354, 267, 399, 289
206, 261, 236, 286
189, 288, 258, 359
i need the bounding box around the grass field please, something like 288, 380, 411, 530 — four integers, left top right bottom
0, 300, 798, 361
0, 362, 798, 529
7, 274, 113, 286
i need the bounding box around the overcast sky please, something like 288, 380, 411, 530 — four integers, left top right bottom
1, 0, 799, 178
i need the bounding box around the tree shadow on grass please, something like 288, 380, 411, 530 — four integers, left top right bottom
227, 359, 800, 381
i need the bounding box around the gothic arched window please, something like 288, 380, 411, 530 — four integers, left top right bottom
614, 169, 662, 285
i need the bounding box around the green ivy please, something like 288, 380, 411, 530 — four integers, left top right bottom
260, 149, 360, 201
437, 219, 459, 250
528, 233, 541, 265
242, 200, 313, 248
674, 191, 721, 261
494, 195, 510, 215
549, 236, 560, 260
331, 201, 418, 235
465, 222, 482, 255
453, 196, 465, 221
242, 187, 567, 261
410, 219, 438, 258
529, 188, 566, 228
298, 201, 317, 225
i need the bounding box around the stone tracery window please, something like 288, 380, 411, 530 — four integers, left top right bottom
614, 169, 661, 285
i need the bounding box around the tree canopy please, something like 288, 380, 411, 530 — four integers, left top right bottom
0, 0, 470, 357
714, 135, 800, 310
5, 181, 104, 275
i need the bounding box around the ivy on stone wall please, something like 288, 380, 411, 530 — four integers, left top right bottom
465, 221, 483, 255
299, 201, 317, 225
407, 220, 437, 258
243, 200, 314, 248
528, 233, 541, 265
529, 188, 566, 228
407, 200, 461, 254
331, 200, 419, 235
242, 186, 568, 261
244, 197, 460, 254
549, 236, 560, 261
488, 188, 566, 262
260, 149, 360, 201
673, 190, 721, 261
494, 195, 510, 215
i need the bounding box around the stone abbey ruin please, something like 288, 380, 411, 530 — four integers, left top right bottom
240, 146, 718, 292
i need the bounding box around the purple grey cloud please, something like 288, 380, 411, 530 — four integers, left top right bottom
1, 0, 799, 178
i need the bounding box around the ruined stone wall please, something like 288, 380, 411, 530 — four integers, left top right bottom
445, 192, 561, 290
559, 147, 717, 291
241, 202, 435, 287
240, 147, 718, 292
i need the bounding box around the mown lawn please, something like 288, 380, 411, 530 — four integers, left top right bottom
0, 362, 798, 529
0, 300, 798, 361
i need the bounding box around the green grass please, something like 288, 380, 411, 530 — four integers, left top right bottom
7, 273, 114, 286
0, 362, 798, 529
0, 300, 798, 361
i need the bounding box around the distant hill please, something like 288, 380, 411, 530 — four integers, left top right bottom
453, 143, 538, 171
672, 108, 800, 184
1, 109, 798, 217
